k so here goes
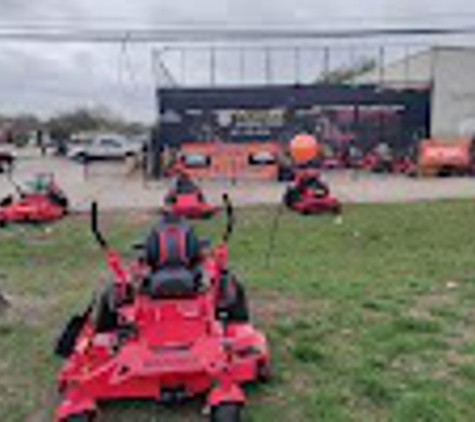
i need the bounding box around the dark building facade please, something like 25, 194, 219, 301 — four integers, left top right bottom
152, 83, 430, 176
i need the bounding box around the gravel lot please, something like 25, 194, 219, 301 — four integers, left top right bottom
1, 148, 475, 211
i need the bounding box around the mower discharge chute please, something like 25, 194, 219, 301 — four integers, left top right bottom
0, 173, 68, 227
54, 195, 270, 422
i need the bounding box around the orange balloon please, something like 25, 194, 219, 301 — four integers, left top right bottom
290, 134, 320, 164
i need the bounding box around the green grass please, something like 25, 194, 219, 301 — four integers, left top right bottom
2, 200, 475, 421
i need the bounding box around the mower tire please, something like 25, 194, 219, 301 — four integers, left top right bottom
283, 188, 299, 208
64, 412, 94, 422
257, 360, 272, 383
217, 275, 249, 323
227, 282, 249, 322
332, 205, 342, 215
55, 313, 89, 358
94, 284, 119, 332
210, 403, 242, 422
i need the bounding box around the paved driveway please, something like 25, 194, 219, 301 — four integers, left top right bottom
1, 150, 474, 211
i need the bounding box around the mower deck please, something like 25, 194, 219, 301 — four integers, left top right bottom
291, 195, 342, 215
0, 193, 67, 225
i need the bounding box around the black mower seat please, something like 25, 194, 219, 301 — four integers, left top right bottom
176, 176, 201, 194
143, 266, 201, 299
142, 214, 204, 299
145, 216, 201, 268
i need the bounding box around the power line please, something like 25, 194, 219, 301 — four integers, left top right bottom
1, 25, 475, 43
4, 12, 475, 27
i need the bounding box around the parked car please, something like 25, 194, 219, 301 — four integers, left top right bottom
68, 134, 142, 162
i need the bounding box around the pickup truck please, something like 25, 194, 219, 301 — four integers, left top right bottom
68, 134, 142, 162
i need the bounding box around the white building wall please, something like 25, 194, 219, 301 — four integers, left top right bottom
355, 46, 475, 139
432, 47, 475, 138
353, 49, 434, 88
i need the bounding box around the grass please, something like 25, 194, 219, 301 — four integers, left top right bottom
2, 200, 475, 421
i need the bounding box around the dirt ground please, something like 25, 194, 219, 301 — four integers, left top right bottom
1, 148, 475, 211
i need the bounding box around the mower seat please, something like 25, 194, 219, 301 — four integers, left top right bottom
144, 266, 201, 299
142, 214, 204, 299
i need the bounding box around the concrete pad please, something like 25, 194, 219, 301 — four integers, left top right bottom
1, 149, 475, 211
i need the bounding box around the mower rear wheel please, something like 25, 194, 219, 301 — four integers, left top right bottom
332, 205, 342, 215
55, 313, 89, 358
257, 360, 272, 383
94, 284, 119, 332
64, 412, 94, 422
217, 276, 249, 323
210, 403, 242, 422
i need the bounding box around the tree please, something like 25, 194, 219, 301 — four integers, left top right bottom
121, 121, 149, 136
0, 114, 41, 146
10, 114, 40, 133
47, 106, 149, 140
318, 57, 377, 84
47, 108, 104, 140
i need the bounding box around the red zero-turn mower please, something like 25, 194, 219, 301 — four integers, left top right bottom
54, 196, 270, 421
0, 174, 68, 227
283, 169, 341, 215
165, 173, 219, 219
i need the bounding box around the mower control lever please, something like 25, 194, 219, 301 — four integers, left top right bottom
91, 202, 108, 249
90, 202, 129, 288
222, 193, 234, 243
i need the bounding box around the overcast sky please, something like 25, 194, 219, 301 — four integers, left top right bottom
2, 0, 475, 122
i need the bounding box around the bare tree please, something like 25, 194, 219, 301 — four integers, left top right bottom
318, 57, 377, 84
47, 106, 148, 141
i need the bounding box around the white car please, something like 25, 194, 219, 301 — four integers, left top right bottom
68, 135, 142, 162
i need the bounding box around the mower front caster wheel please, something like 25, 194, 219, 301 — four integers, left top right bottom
210, 403, 242, 422
257, 360, 272, 383
63, 412, 95, 422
